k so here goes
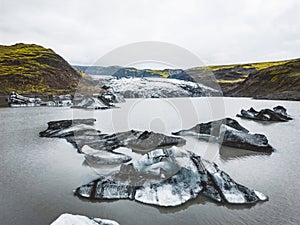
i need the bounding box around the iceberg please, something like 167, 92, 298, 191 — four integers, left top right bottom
50, 213, 120, 225
172, 118, 274, 153
74, 147, 268, 206
40, 119, 186, 164
237, 105, 292, 122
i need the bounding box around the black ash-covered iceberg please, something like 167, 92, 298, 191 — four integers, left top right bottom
237, 105, 292, 122
40, 119, 186, 164
8, 92, 74, 107
39, 119, 98, 139
74, 147, 268, 206
50, 213, 120, 225
172, 118, 274, 153
84, 130, 186, 152
72, 95, 115, 110
7, 91, 41, 107
40, 119, 268, 207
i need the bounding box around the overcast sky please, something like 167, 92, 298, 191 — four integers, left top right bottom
0, 0, 299, 67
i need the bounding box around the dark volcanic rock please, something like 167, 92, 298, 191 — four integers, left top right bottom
237, 105, 292, 122
172, 118, 273, 153
74, 148, 268, 206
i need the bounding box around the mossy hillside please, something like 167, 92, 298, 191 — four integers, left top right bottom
188, 59, 298, 94
0, 43, 83, 95
190, 59, 290, 83
212, 60, 292, 91
228, 58, 300, 100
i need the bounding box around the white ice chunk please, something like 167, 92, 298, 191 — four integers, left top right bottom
82, 145, 132, 165
50, 213, 120, 225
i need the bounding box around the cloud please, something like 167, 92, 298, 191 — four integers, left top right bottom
0, 0, 299, 66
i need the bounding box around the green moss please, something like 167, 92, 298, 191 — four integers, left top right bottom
208, 60, 289, 71
146, 69, 170, 78
208, 65, 236, 71
270, 76, 278, 82
127, 68, 138, 73
0, 43, 58, 77
217, 78, 246, 84
0, 43, 82, 95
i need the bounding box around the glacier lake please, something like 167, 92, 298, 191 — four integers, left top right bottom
0, 97, 299, 225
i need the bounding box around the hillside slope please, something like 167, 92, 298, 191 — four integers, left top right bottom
0, 43, 83, 95
226, 58, 300, 100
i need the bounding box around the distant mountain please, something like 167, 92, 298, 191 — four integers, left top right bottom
74, 65, 122, 76
0, 43, 84, 95
75, 58, 300, 100
73, 65, 195, 81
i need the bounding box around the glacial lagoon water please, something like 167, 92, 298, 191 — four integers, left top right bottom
0, 97, 299, 225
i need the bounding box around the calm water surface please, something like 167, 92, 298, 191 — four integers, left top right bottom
0, 97, 299, 225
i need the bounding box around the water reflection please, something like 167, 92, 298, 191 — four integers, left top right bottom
219, 146, 271, 162
156, 195, 260, 214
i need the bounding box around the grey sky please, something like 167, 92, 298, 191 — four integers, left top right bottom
0, 0, 299, 67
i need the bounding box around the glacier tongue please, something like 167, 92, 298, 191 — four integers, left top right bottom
74, 147, 268, 206
96, 77, 221, 98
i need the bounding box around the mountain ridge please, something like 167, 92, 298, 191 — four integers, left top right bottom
0, 43, 298, 100
73, 58, 300, 100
